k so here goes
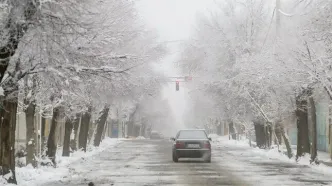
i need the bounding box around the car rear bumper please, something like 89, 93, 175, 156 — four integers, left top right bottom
175, 149, 211, 158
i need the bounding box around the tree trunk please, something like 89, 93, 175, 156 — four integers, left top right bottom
272, 124, 280, 150
275, 122, 283, 145
280, 124, 293, 158
0, 101, 18, 184
296, 98, 310, 159
70, 113, 80, 151
41, 115, 46, 153
101, 120, 108, 140
79, 107, 92, 152
140, 123, 146, 137
25, 102, 37, 167
62, 117, 73, 157
24, 74, 38, 167
94, 106, 110, 147
134, 125, 140, 137
88, 121, 96, 145
265, 123, 272, 148
309, 97, 318, 164
229, 121, 236, 140
254, 122, 266, 148
249, 132, 252, 147
46, 107, 60, 166
330, 124, 332, 160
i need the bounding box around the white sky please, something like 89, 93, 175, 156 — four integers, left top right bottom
136, 0, 215, 130
136, 0, 214, 41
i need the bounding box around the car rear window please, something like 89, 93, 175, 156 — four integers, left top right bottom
177, 130, 207, 139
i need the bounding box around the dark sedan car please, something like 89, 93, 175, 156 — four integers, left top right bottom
171, 129, 211, 163
150, 131, 163, 139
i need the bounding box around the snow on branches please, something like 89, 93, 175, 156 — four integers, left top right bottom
179, 0, 323, 128
0, 0, 166, 117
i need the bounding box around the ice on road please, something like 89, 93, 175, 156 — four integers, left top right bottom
21, 138, 332, 186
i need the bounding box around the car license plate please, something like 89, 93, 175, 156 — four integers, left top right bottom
187, 144, 200, 148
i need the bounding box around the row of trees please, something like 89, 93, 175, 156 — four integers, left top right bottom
0, 0, 166, 184
181, 0, 332, 163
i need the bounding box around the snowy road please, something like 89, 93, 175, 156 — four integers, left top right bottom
39, 139, 332, 186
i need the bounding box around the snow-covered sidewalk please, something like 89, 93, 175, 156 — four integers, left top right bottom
2, 138, 122, 186
288, 145, 332, 166
212, 135, 332, 186
211, 135, 332, 166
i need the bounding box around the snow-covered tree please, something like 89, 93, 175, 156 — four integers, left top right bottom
180, 0, 306, 152
0, 0, 166, 183
180, 0, 332, 160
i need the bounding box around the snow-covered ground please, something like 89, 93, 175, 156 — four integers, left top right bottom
212, 135, 332, 186
3, 136, 332, 186
213, 135, 332, 169
2, 138, 121, 186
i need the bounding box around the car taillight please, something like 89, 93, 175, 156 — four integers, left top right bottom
203, 141, 211, 149
175, 141, 185, 149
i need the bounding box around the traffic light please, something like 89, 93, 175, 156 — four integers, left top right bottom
176, 81, 179, 91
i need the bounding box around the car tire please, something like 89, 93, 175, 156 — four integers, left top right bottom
172, 152, 178, 162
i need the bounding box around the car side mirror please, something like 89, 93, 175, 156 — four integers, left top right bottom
208, 138, 212, 141
170, 137, 175, 141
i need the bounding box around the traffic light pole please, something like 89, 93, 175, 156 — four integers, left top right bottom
168, 76, 192, 91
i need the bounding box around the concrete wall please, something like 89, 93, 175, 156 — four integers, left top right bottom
328, 104, 332, 159
316, 102, 329, 151
15, 112, 27, 151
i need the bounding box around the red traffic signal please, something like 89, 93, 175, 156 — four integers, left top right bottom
176, 81, 179, 91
